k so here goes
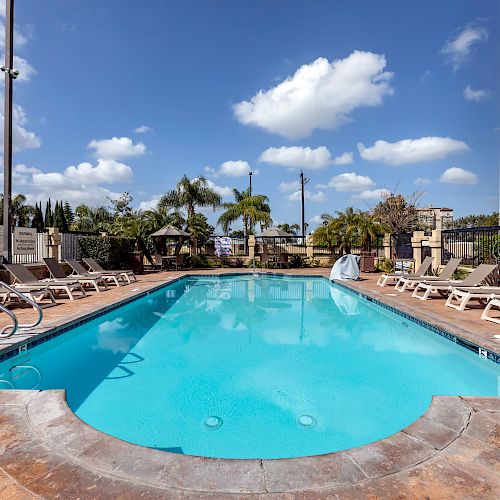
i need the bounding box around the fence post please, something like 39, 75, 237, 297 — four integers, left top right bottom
248, 235, 255, 259
429, 229, 442, 267
411, 230, 426, 269
383, 233, 392, 259
306, 235, 314, 258
47, 228, 61, 262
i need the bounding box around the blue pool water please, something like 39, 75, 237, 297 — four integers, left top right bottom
0, 274, 499, 459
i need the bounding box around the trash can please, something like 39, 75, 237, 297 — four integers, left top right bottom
129, 251, 144, 275
359, 251, 376, 272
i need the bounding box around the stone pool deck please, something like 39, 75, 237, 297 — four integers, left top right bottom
0, 269, 499, 498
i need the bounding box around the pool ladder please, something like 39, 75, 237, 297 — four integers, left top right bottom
0, 281, 43, 338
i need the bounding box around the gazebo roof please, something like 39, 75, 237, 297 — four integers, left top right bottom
150, 225, 191, 237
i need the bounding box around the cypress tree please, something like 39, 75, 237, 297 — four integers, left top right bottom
45, 199, 53, 227
63, 201, 74, 226
58, 201, 69, 232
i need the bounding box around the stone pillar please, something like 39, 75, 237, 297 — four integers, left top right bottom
47, 227, 61, 262
248, 235, 255, 259
383, 233, 392, 259
429, 229, 442, 268
411, 230, 427, 269
306, 235, 314, 258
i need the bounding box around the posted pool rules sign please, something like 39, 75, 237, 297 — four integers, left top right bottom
13, 227, 37, 255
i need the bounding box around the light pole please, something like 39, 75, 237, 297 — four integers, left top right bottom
299, 170, 309, 238
249, 171, 253, 196
2, 0, 18, 263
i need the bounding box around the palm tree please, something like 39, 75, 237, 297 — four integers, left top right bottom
158, 175, 221, 219
112, 210, 155, 265
217, 188, 272, 235
12, 194, 34, 227
313, 208, 385, 255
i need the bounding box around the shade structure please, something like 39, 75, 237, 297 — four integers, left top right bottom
256, 227, 294, 237
150, 225, 191, 237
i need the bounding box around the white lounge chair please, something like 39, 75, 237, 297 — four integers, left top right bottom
412, 264, 498, 301
66, 259, 124, 287
481, 298, 500, 324
83, 258, 137, 284
376, 256, 434, 287
445, 285, 500, 312
4, 264, 87, 301
395, 258, 461, 292
44, 258, 108, 293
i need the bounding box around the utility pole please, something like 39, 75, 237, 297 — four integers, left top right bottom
2, 0, 18, 264
299, 170, 309, 238
249, 171, 253, 196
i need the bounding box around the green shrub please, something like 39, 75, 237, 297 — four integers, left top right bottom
289, 254, 307, 268
376, 257, 393, 273
77, 236, 136, 270
188, 254, 210, 269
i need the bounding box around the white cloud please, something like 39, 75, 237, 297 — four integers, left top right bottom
288, 190, 326, 203
463, 86, 490, 102
278, 180, 300, 192
134, 125, 152, 134
439, 167, 477, 185
64, 159, 133, 185
0, 104, 41, 153
414, 177, 432, 186
328, 172, 375, 192
205, 179, 233, 198
351, 188, 390, 201
309, 214, 324, 225
218, 160, 253, 177
11, 55, 35, 82
13, 155, 135, 207
332, 152, 353, 165
259, 146, 333, 169
138, 197, 160, 211
88, 137, 146, 160
441, 25, 488, 71
234, 51, 394, 139
358, 137, 469, 165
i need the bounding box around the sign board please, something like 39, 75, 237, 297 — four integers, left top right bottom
13, 227, 37, 255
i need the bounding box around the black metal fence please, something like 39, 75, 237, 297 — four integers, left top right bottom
60, 231, 99, 261
203, 236, 249, 256
313, 235, 385, 258
255, 236, 307, 255
441, 226, 500, 266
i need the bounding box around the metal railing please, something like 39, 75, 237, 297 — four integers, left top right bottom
205, 236, 249, 256
441, 226, 500, 266
0, 281, 43, 337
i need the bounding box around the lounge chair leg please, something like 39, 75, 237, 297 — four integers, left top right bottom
481, 298, 500, 324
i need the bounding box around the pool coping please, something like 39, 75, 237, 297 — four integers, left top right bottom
1, 271, 499, 366
0, 389, 498, 496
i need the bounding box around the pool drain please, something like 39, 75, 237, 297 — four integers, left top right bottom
204, 416, 223, 430
298, 415, 316, 428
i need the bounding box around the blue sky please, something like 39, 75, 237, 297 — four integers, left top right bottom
3, 0, 499, 229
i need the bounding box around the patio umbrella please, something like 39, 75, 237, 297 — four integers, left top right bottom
150, 225, 191, 237
256, 227, 294, 237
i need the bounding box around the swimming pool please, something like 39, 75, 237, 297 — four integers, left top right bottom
0, 274, 499, 459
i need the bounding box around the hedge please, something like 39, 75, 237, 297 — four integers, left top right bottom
77, 236, 136, 270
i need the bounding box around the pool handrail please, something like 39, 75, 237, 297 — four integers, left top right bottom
0, 281, 43, 336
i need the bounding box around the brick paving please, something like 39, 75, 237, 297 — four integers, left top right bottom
0, 268, 498, 498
